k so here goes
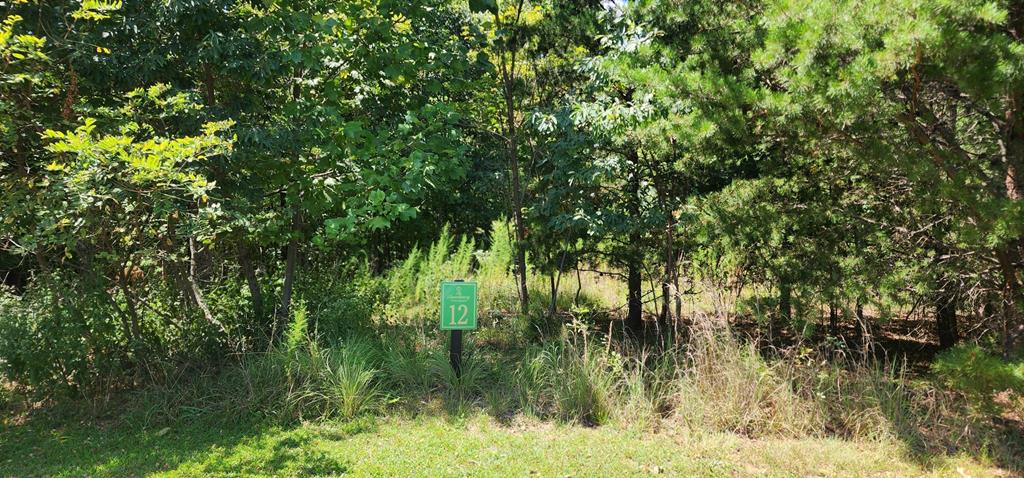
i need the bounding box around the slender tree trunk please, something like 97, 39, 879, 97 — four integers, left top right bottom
674, 251, 683, 322
574, 261, 583, 307
854, 296, 870, 352
660, 279, 672, 329
507, 96, 529, 317
188, 237, 228, 337
278, 211, 300, 324
778, 276, 792, 323
935, 285, 958, 349
659, 218, 674, 330
996, 247, 1023, 357
931, 245, 958, 350
549, 250, 566, 319
117, 272, 143, 349
626, 244, 643, 335
1000, 149, 1024, 356
829, 302, 839, 337
238, 240, 264, 324
279, 191, 288, 263
495, 4, 530, 317
624, 148, 644, 336
549, 271, 557, 319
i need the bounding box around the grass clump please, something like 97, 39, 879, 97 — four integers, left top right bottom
199, 303, 388, 422
381, 339, 436, 397
430, 348, 488, 407
672, 317, 823, 437
509, 325, 621, 425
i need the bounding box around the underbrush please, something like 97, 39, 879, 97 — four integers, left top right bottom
53, 305, 1008, 473
932, 344, 1024, 413
3, 224, 1021, 472
5, 326, 1019, 474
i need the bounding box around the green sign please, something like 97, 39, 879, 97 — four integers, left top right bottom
440, 281, 477, 330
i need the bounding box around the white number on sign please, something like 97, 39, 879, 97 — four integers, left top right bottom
448, 304, 469, 325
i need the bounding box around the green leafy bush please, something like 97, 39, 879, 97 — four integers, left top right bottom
241, 339, 384, 421
932, 344, 1024, 409
296, 261, 386, 344
325, 344, 385, 419
0, 278, 164, 395
285, 300, 310, 354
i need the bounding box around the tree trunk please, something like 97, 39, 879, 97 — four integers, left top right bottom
997, 247, 1023, 357
674, 251, 683, 322
188, 237, 228, 337
549, 271, 557, 319
508, 112, 529, 317
626, 247, 643, 335
935, 284, 958, 349
829, 302, 839, 337
238, 240, 264, 324
1000, 147, 1024, 356
659, 217, 675, 330
549, 250, 566, 319
496, 8, 530, 317
854, 297, 870, 351
575, 261, 583, 307
930, 245, 958, 350
624, 146, 644, 336
999, 3, 1024, 355
116, 271, 144, 349
660, 279, 672, 330
778, 276, 792, 323
278, 211, 300, 324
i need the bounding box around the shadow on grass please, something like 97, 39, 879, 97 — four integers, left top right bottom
860, 378, 1024, 475
0, 409, 375, 477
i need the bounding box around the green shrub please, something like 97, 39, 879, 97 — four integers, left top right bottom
551, 343, 619, 425
617, 351, 677, 430
183, 310, 389, 423
386, 247, 422, 307
0, 279, 129, 395
513, 345, 552, 416
932, 344, 1024, 410
810, 360, 919, 441
385, 225, 475, 324
324, 344, 384, 419
476, 219, 513, 282
270, 339, 384, 421
285, 300, 310, 354
0, 270, 244, 398
295, 261, 385, 343
476, 219, 518, 312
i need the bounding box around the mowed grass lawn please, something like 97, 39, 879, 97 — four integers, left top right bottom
0, 413, 1009, 477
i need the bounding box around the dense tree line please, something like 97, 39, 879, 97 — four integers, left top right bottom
2, 0, 1023, 392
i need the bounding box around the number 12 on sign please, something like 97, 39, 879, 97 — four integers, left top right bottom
440, 281, 477, 330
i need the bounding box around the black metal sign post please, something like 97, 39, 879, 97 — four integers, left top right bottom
450, 329, 463, 379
